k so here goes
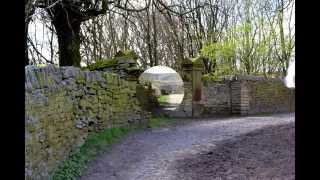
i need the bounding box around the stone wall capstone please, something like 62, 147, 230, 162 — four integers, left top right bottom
25, 65, 149, 179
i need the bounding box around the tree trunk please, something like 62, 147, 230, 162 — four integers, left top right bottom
278, 0, 287, 76
152, 5, 158, 66
146, 9, 154, 67
25, 0, 35, 66
25, 23, 29, 66
50, 7, 81, 67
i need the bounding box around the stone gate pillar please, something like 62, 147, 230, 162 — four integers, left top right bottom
180, 59, 193, 117
191, 57, 205, 117
181, 57, 205, 118
230, 76, 249, 115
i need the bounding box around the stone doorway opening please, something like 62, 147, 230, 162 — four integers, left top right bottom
139, 66, 184, 115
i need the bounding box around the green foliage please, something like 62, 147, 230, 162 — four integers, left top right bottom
200, 17, 294, 77
202, 73, 224, 82
201, 40, 237, 77
201, 43, 218, 60
51, 127, 130, 180
157, 95, 169, 105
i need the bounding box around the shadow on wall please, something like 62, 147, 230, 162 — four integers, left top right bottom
136, 83, 160, 112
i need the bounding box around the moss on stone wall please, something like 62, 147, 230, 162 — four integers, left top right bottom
86, 58, 118, 71
25, 65, 150, 180
87, 50, 140, 71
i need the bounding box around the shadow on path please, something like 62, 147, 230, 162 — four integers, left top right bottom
173, 123, 295, 180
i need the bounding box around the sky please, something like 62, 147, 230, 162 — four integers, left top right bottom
28, 9, 59, 64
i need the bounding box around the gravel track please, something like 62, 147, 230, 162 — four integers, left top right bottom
80, 113, 295, 180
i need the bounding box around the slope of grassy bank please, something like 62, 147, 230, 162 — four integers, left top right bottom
51, 126, 134, 180
51, 116, 175, 180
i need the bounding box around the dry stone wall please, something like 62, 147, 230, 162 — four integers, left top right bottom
25, 63, 295, 178
25, 65, 149, 179
167, 75, 294, 118
244, 76, 295, 114
200, 76, 295, 117
201, 81, 232, 116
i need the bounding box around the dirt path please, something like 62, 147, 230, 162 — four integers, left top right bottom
80, 113, 295, 180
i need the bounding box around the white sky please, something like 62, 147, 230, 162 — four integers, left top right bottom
28, 9, 59, 64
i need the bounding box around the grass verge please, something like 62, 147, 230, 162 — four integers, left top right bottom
157, 95, 170, 105
147, 116, 178, 129
51, 126, 138, 180
51, 116, 175, 180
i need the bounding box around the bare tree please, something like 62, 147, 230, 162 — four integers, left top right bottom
26, 0, 294, 78
28, 0, 151, 67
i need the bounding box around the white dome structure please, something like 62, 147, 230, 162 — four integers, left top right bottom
139, 66, 183, 86
139, 66, 185, 106
143, 66, 178, 74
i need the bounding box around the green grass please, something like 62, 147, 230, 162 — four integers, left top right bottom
51, 126, 134, 180
147, 117, 178, 129
50, 116, 177, 180
157, 95, 170, 105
